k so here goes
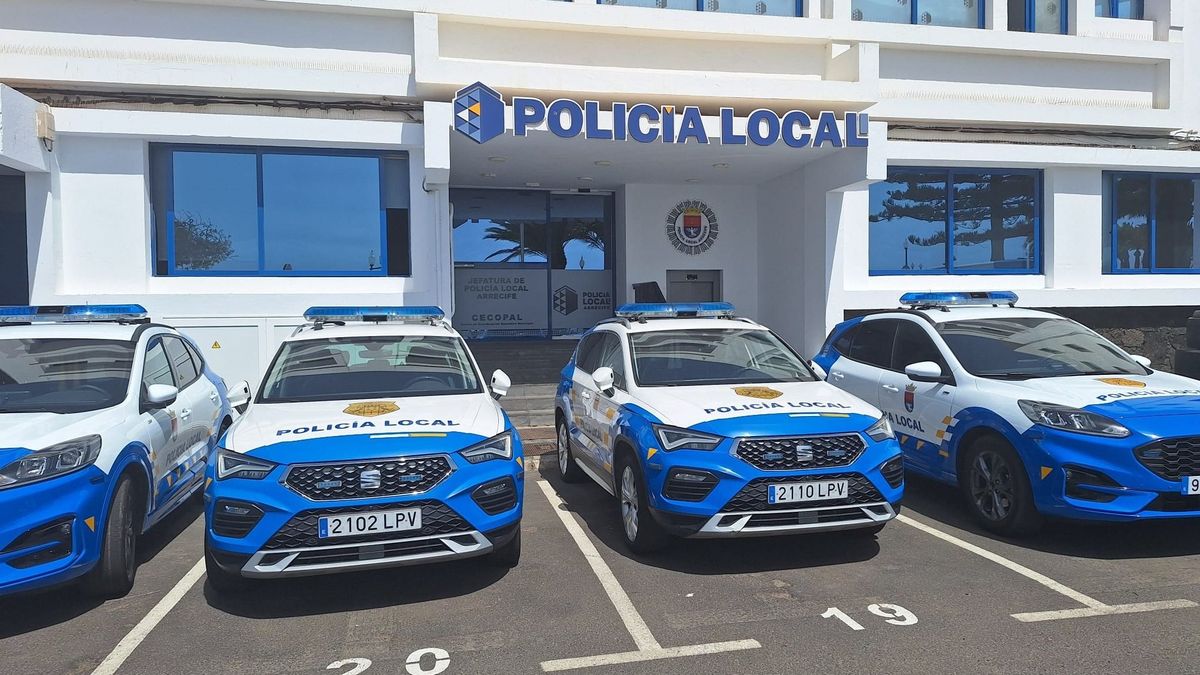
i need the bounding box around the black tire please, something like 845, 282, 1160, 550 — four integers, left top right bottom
204, 539, 250, 594
1174, 348, 1200, 378
486, 527, 521, 568
959, 435, 1043, 536
1187, 317, 1200, 349
81, 475, 140, 598
556, 418, 585, 483
615, 453, 669, 554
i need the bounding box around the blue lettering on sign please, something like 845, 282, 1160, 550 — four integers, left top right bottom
453, 82, 867, 148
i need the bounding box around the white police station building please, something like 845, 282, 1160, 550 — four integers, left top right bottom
1, 0, 1198, 385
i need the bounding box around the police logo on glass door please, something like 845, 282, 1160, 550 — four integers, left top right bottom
666, 200, 719, 255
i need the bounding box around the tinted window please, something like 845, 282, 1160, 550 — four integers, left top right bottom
143, 341, 176, 389
937, 317, 1146, 379
848, 320, 897, 368
629, 329, 815, 387
259, 336, 481, 403
0, 339, 134, 413
164, 337, 199, 387
595, 333, 626, 390
833, 327, 855, 355
575, 333, 604, 373
892, 321, 947, 371
184, 341, 206, 373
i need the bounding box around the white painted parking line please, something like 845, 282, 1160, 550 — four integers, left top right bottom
534, 479, 761, 671
896, 514, 1198, 623
90, 558, 206, 675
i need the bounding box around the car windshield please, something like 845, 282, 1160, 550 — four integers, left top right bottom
258, 335, 482, 403
937, 317, 1147, 379
628, 328, 815, 387
0, 338, 134, 414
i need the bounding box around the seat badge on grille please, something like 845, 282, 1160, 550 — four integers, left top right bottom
795, 444, 815, 462
360, 469, 382, 491
315, 479, 343, 490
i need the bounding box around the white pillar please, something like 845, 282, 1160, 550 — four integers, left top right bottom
1044, 167, 1104, 288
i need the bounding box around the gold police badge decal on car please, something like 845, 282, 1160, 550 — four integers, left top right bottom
1096, 377, 1146, 389
343, 401, 400, 417
734, 386, 783, 400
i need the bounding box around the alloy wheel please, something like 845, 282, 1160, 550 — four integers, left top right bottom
969, 450, 1015, 522
620, 466, 639, 542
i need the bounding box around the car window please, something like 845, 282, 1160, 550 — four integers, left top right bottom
596, 333, 627, 390
628, 328, 816, 387
575, 333, 604, 374
892, 320, 947, 371
164, 337, 199, 388
184, 340, 206, 373
848, 320, 897, 369
937, 317, 1146, 379
833, 327, 855, 356
142, 340, 176, 390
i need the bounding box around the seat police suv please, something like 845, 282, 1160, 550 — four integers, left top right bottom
815, 291, 1200, 535
204, 307, 523, 591
555, 303, 904, 552
0, 305, 242, 597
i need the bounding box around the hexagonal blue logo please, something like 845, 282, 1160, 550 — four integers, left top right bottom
454, 82, 505, 144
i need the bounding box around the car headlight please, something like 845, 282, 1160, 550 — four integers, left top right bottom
865, 417, 894, 442
0, 435, 103, 489
215, 447, 278, 480
460, 431, 514, 464
1017, 400, 1130, 438
653, 425, 723, 451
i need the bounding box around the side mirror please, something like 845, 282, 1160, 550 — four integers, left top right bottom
592, 366, 616, 396
1130, 355, 1152, 369
228, 380, 252, 414
144, 384, 178, 410
809, 360, 828, 380
490, 369, 511, 400
905, 361, 948, 384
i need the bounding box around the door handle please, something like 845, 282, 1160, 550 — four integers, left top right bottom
180, 408, 192, 420
209, 392, 219, 404
882, 384, 900, 392
829, 371, 845, 380
581, 391, 593, 401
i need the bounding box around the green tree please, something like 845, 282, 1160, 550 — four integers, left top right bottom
174, 213, 234, 270
480, 218, 606, 267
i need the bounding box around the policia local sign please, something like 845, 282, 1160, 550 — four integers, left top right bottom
454, 82, 870, 148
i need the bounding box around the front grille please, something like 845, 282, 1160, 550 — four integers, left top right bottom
1146, 494, 1200, 513
721, 473, 884, 512
284, 455, 453, 500
211, 500, 265, 538
882, 456, 905, 488
1135, 438, 1200, 481
472, 478, 518, 515
735, 434, 865, 471
263, 501, 470, 550
663, 469, 719, 502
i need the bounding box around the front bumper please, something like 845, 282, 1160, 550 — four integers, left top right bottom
0, 466, 109, 596
205, 455, 523, 579
642, 437, 905, 538
1023, 428, 1200, 521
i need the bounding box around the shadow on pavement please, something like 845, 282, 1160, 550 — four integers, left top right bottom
205, 557, 511, 619
534, 459, 881, 575
902, 473, 1200, 560
0, 492, 203, 638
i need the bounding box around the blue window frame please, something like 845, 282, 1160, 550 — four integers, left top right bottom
1009, 0, 1068, 33
852, 0, 986, 28
1106, 172, 1200, 274
869, 167, 1043, 276
597, 0, 804, 16
1095, 0, 1143, 19
151, 145, 411, 277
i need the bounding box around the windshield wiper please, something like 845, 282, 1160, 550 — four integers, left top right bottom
978, 372, 1046, 381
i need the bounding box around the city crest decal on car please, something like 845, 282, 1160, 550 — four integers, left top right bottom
733, 386, 783, 400
1095, 377, 1146, 389
343, 401, 400, 417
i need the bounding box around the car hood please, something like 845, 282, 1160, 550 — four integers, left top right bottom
630, 380, 881, 432
997, 370, 1200, 420
0, 409, 119, 454
224, 394, 505, 461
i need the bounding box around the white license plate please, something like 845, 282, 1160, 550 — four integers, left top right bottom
768, 480, 849, 504
318, 508, 421, 539
1185, 476, 1200, 496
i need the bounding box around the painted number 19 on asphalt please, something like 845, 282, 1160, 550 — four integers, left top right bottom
821, 604, 918, 630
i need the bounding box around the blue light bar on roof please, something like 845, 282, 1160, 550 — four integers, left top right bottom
0, 304, 149, 324
615, 302, 735, 319
303, 306, 446, 324
899, 291, 1018, 308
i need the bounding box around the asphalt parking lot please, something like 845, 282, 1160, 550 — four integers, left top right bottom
3, 456, 1200, 675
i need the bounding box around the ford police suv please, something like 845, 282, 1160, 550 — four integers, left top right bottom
0, 305, 240, 597
204, 307, 523, 591
815, 292, 1200, 535
555, 303, 904, 552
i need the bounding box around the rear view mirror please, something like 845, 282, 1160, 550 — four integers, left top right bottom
1130, 355, 1152, 369
228, 380, 252, 414
809, 360, 828, 380
144, 384, 178, 410
905, 361, 948, 384
592, 367, 616, 395
491, 369, 511, 400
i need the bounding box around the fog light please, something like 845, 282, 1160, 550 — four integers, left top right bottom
1064, 465, 1121, 503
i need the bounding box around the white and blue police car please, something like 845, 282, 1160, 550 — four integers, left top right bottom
555, 303, 904, 552
0, 305, 240, 597
204, 307, 523, 591
814, 291, 1200, 535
